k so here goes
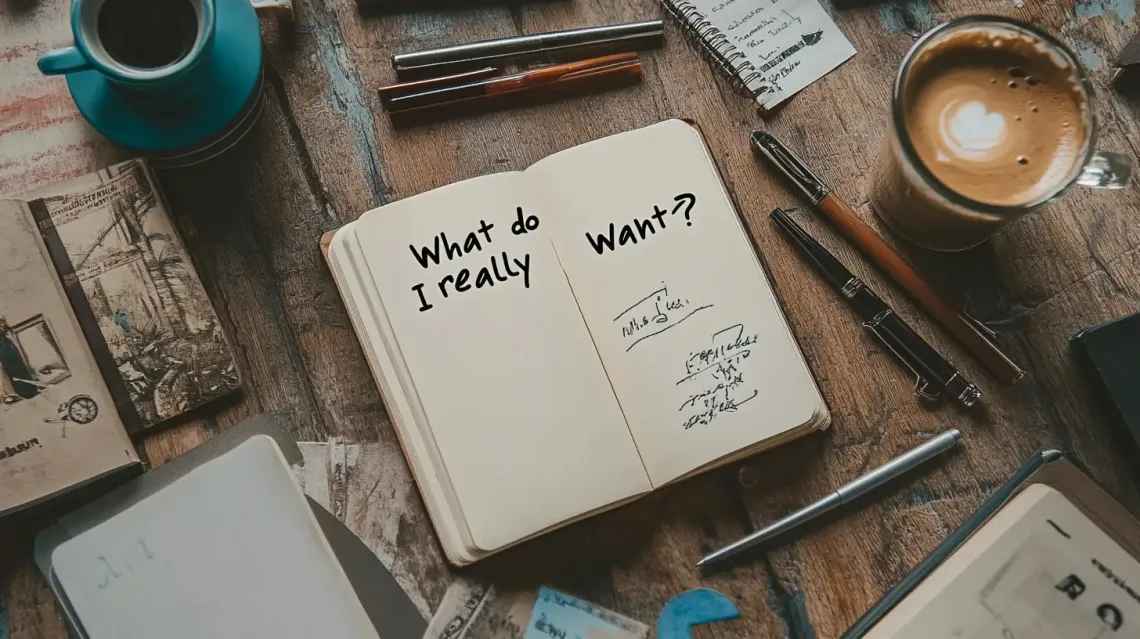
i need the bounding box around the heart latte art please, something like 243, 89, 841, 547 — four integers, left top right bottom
903, 31, 1088, 207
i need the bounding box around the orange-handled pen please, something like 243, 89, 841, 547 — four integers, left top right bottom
385, 53, 641, 113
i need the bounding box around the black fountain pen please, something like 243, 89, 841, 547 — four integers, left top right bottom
770, 208, 982, 408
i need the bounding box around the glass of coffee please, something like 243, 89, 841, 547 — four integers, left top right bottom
870, 16, 1131, 251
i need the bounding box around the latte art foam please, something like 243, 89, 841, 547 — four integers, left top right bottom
902, 31, 1088, 207
939, 98, 1008, 162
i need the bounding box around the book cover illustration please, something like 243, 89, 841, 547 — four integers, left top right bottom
33, 160, 240, 430
0, 205, 137, 515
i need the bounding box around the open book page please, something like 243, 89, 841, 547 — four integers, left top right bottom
528, 120, 826, 485
0, 202, 138, 517
328, 229, 472, 562
866, 484, 1140, 638
51, 436, 381, 639
350, 172, 652, 553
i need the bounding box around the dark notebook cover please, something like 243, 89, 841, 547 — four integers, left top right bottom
1071, 312, 1140, 459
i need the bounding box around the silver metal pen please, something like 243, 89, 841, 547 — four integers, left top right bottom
697, 429, 963, 568
392, 20, 664, 79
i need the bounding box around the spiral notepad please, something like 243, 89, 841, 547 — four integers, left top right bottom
661, 0, 856, 111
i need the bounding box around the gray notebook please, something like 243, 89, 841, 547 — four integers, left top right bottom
35, 415, 427, 639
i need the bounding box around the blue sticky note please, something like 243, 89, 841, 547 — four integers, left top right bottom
525, 586, 647, 639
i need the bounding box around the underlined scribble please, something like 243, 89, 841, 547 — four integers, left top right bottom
613, 283, 712, 352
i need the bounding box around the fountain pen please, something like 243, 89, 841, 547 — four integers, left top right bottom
770, 208, 981, 408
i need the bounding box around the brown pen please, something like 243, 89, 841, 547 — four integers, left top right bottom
751, 131, 1025, 385
385, 52, 642, 113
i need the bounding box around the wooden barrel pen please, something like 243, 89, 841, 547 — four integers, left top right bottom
751, 131, 1025, 385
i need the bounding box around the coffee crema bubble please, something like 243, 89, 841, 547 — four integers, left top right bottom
902, 31, 1088, 207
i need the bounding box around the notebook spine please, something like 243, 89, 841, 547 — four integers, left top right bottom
660, 0, 763, 97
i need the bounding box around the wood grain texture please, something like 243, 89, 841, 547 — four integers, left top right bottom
3, 0, 1140, 636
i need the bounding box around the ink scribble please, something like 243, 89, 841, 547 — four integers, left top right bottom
677, 324, 760, 429
613, 283, 712, 352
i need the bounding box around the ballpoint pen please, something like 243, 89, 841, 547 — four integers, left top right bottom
384, 53, 642, 114
698, 429, 963, 568
391, 20, 664, 79
770, 208, 981, 408
751, 131, 1025, 386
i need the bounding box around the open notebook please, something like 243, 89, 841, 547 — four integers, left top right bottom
324, 119, 829, 564
852, 454, 1140, 638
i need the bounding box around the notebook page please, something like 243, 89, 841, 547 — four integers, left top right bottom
693, 0, 855, 109
866, 484, 1140, 638
0, 203, 137, 516
528, 120, 825, 485
50, 436, 380, 639
352, 172, 651, 552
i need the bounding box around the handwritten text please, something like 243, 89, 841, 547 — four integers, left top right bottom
409, 207, 538, 312
585, 193, 696, 256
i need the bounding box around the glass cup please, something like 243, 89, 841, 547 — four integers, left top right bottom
869, 16, 1131, 252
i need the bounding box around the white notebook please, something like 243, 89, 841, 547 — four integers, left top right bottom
48, 435, 382, 639
325, 119, 829, 565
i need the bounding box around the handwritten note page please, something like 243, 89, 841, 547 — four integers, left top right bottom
697, 0, 855, 108
352, 172, 652, 553
525, 586, 649, 639
529, 120, 826, 485
866, 484, 1140, 638
50, 436, 381, 639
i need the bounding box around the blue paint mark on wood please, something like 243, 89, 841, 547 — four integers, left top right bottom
0, 603, 9, 639
308, 9, 389, 207
877, 0, 936, 36
1077, 46, 1104, 71
657, 588, 740, 639
1074, 0, 1136, 24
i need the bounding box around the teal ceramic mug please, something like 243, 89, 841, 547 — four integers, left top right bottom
38, 0, 216, 106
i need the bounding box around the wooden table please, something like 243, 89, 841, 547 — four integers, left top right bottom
3, 0, 1139, 636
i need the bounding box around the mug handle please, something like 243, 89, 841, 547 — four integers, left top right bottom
1076, 151, 1132, 189
38, 46, 91, 76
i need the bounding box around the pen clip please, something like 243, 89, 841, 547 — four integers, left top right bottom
750, 132, 831, 204
912, 376, 941, 402
546, 52, 640, 82
960, 311, 997, 339
862, 311, 943, 402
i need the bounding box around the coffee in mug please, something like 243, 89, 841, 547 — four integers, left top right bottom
870, 16, 1131, 251
36, 0, 265, 166
97, 0, 201, 70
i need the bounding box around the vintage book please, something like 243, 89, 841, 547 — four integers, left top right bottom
35, 416, 426, 639
846, 451, 1140, 638
323, 119, 829, 565
0, 159, 239, 519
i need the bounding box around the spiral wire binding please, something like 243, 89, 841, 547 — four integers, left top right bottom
660, 0, 765, 98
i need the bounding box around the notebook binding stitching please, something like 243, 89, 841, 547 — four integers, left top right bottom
659, 0, 765, 100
